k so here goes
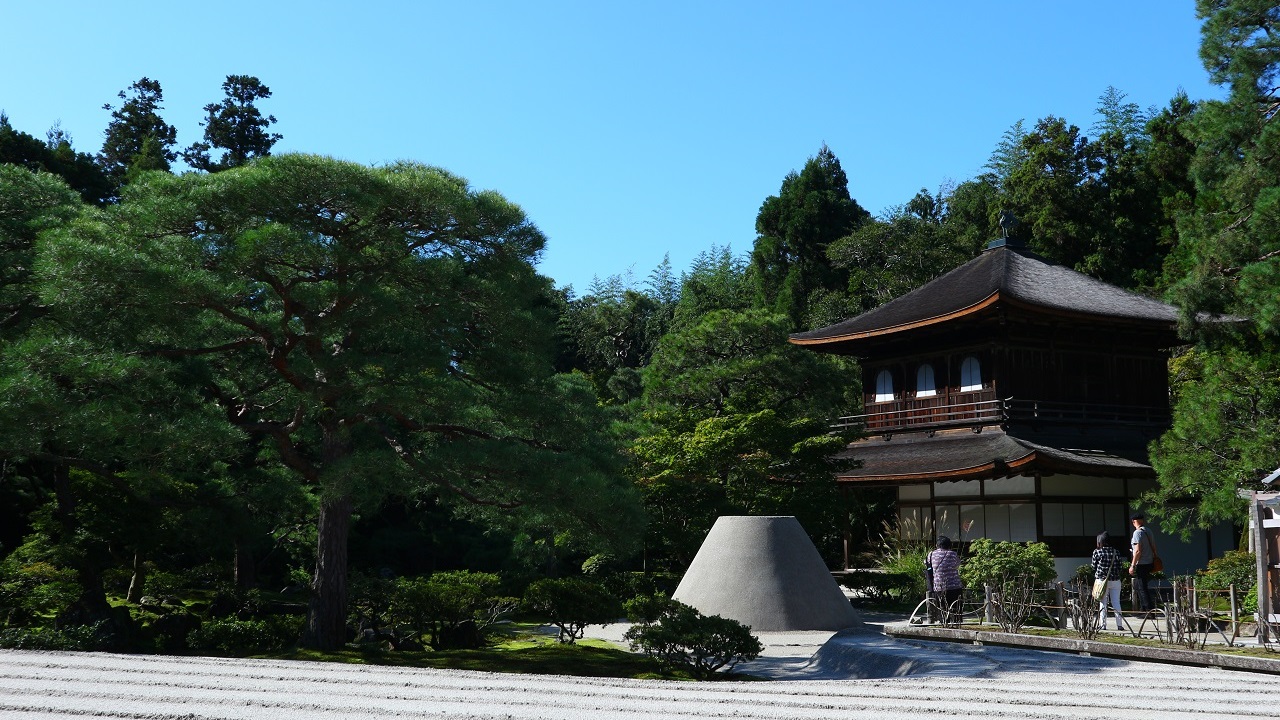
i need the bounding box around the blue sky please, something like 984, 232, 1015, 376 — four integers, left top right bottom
3, 1, 1221, 293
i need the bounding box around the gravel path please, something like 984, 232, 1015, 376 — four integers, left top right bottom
3, 630, 1278, 719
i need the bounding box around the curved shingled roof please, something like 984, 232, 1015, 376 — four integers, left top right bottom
791, 243, 1181, 345
832, 427, 1153, 483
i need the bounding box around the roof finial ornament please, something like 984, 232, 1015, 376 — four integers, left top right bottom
986, 211, 1023, 251
999, 210, 1019, 239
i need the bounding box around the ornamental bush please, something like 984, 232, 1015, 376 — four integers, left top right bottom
522, 577, 620, 644
0, 622, 105, 651
623, 597, 762, 679
186, 615, 302, 655
392, 570, 516, 650
1196, 550, 1255, 591
959, 538, 1056, 590
0, 555, 80, 624
959, 539, 1056, 634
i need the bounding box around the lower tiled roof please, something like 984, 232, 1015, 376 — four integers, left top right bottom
835, 426, 1154, 483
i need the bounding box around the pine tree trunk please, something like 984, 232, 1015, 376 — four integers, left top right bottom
302, 494, 352, 651
234, 538, 257, 590
126, 550, 146, 603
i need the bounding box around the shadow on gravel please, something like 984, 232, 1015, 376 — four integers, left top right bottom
741, 621, 1129, 681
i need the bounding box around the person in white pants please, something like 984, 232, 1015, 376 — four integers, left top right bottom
1092, 531, 1124, 630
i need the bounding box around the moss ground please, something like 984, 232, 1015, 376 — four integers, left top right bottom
264, 623, 689, 680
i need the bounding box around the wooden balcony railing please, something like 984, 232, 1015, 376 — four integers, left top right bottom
832, 392, 1170, 433
832, 390, 1000, 432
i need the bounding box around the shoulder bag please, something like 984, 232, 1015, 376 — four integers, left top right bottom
1091, 552, 1113, 601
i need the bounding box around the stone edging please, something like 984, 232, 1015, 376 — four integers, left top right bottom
883, 622, 1280, 675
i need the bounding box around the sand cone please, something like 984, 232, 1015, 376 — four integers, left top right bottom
673, 515, 858, 631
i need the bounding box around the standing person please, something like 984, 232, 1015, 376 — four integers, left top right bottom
1092, 531, 1123, 630
1128, 513, 1158, 611
927, 536, 963, 625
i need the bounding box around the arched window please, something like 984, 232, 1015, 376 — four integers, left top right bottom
916, 364, 937, 397
874, 369, 894, 402
960, 356, 982, 391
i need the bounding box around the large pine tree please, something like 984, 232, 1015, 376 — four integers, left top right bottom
1148, 0, 1280, 531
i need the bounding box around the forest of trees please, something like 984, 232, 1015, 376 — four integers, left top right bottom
2, 1, 1278, 653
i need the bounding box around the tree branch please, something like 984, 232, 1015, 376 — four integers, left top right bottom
372, 421, 523, 508
1222, 246, 1280, 276
140, 337, 259, 358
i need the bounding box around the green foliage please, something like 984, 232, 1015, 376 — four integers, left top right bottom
982, 90, 1179, 291
183, 75, 282, 172
1148, 1, 1280, 532
1196, 549, 1257, 592
99, 77, 177, 182
523, 577, 620, 644
872, 524, 932, 600
33, 154, 642, 650
600, 572, 679, 604
670, 246, 753, 331
580, 554, 616, 577
959, 539, 1056, 590
559, 271, 672, 402
391, 571, 515, 650
0, 164, 85, 336
1149, 346, 1278, 532
623, 592, 671, 625
0, 553, 79, 622
186, 615, 303, 655
984, 119, 1029, 187
634, 307, 879, 569
622, 597, 762, 679
0, 115, 112, 205
751, 144, 870, 328
828, 188, 983, 318
141, 570, 187, 599
836, 569, 916, 602
347, 571, 395, 634
0, 621, 109, 651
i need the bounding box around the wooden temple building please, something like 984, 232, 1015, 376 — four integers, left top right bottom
790, 237, 1235, 578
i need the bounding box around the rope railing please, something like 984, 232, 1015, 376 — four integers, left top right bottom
905, 578, 1252, 648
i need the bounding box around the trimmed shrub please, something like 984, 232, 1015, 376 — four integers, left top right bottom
348, 572, 396, 641
523, 577, 620, 644
186, 615, 302, 656
959, 539, 1056, 634
623, 597, 762, 679
1197, 550, 1256, 591
624, 592, 671, 625
837, 569, 916, 601
960, 539, 1056, 589
0, 622, 105, 651
580, 554, 617, 577
391, 571, 516, 650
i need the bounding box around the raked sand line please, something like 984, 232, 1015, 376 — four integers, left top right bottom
3, 646, 1280, 719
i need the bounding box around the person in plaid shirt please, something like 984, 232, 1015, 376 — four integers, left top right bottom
1092, 531, 1124, 630
927, 536, 963, 624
